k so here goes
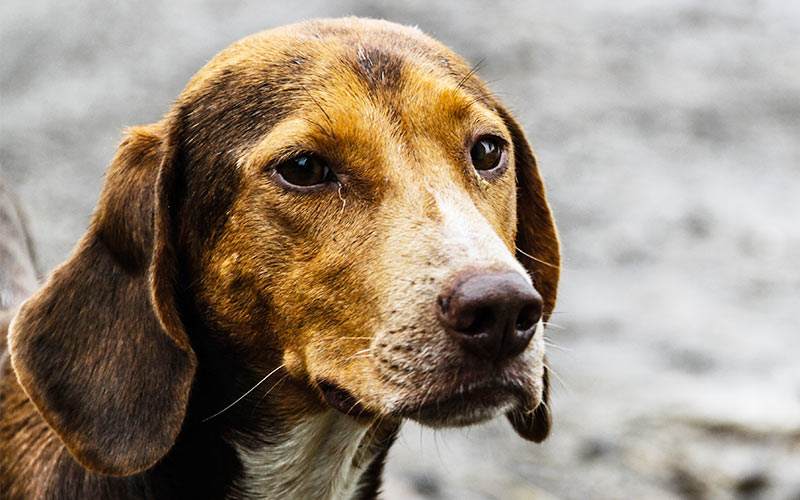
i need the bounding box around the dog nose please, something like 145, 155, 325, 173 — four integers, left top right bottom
437, 272, 543, 362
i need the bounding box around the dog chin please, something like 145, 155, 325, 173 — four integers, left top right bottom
393, 382, 528, 428
412, 400, 518, 428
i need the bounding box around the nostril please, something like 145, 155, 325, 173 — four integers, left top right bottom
462, 307, 494, 336
515, 302, 542, 332
436, 295, 449, 314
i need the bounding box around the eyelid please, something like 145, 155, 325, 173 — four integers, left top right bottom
472, 131, 508, 146
271, 160, 339, 193
465, 126, 509, 156
466, 132, 508, 159
263, 147, 318, 172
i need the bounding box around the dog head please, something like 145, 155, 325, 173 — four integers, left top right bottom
9, 18, 559, 476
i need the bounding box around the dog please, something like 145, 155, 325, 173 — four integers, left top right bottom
0, 17, 560, 499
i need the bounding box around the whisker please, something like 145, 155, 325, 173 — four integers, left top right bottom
415, 371, 441, 423
455, 58, 485, 92
433, 427, 443, 465
458, 95, 485, 114
301, 116, 332, 140
202, 364, 286, 422
251, 372, 291, 413
544, 341, 571, 352
300, 82, 337, 140
526, 398, 550, 416
544, 364, 570, 392
542, 322, 566, 330
342, 348, 374, 363
347, 396, 372, 419
515, 246, 559, 269
343, 354, 374, 361
543, 335, 569, 348
357, 417, 383, 462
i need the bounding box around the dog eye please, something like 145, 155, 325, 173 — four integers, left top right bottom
275, 155, 334, 188
470, 137, 503, 172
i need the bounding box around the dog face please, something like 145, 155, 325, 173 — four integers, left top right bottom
9, 18, 559, 476
183, 19, 559, 427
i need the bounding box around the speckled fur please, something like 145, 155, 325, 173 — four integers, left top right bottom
1, 17, 559, 499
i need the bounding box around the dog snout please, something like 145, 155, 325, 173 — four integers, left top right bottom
436, 271, 543, 363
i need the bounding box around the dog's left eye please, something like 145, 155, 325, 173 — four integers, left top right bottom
470, 137, 504, 173
275, 154, 335, 188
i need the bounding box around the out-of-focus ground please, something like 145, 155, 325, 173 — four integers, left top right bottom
2, 1, 799, 498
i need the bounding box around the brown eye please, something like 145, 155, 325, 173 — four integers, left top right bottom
470, 137, 503, 172
275, 155, 334, 188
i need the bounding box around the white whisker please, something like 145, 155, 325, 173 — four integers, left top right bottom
343, 354, 374, 362
526, 398, 550, 416
252, 372, 292, 411
543, 341, 571, 352
543, 335, 570, 350
202, 364, 286, 422
342, 348, 374, 362
515, 246, 559, 269
544, 364, 570, 392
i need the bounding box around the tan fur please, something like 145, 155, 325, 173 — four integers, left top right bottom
1, 17, 559, 498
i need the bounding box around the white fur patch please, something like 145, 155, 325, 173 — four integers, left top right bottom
434, 191, 530, 281
232, 412, 373, 500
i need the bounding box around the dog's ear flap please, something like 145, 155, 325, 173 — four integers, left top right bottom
496, 106, 558, 442
8, 121, 197, 476
498, 107, 560, 319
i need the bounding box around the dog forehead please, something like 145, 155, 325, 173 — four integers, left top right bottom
177, 18, 507, 181
179, 18, 486, 114
173, 19, 496, 163
186, 20, 447, 84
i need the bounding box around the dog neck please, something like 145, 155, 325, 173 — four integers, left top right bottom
230, 410, 378, 500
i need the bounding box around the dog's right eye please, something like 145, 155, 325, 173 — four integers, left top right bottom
275, 155, 335, 189
470, 137, 504, 173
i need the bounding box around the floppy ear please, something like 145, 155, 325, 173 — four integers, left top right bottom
8, 121, 197, 476
498, 106, 560, 442
502, 109, 560, 318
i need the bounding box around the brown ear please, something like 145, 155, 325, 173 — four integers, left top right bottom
501, 108, 560, 318
498, 106, 559, 442
8, 122, 197, 476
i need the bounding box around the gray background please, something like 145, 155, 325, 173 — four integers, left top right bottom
2, 1, 799, 498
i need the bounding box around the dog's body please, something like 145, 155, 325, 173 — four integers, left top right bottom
0, 18, 559, 499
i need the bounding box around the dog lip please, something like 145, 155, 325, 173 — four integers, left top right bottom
394, 378, 525, 424
317, 380, 375, 418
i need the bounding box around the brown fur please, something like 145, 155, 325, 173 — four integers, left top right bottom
0, 18, 559, 499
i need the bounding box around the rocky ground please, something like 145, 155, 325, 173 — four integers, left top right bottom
2, 1, 799, 498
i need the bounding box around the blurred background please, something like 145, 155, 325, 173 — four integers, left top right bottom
2, 1, 799, 498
